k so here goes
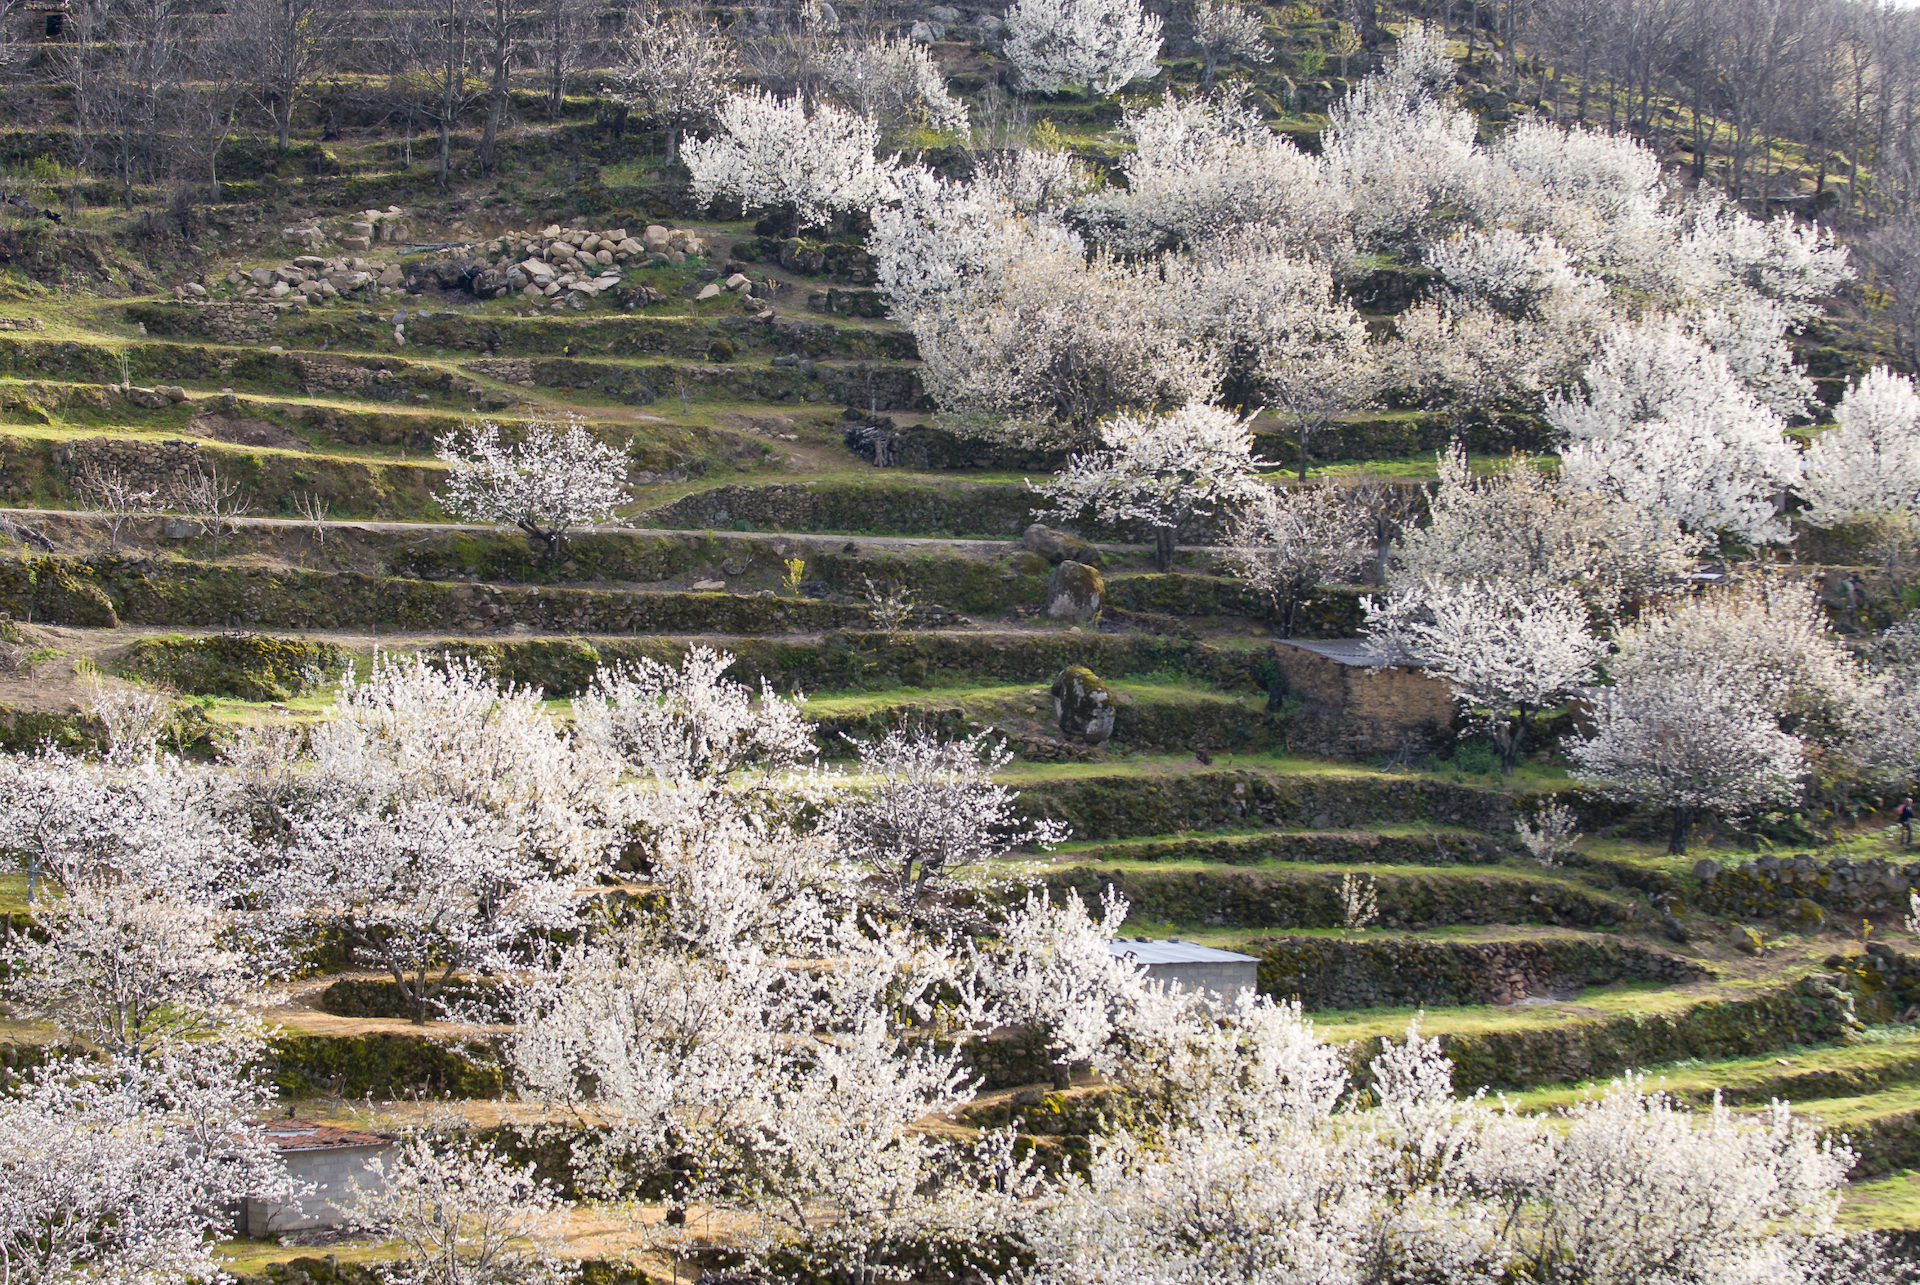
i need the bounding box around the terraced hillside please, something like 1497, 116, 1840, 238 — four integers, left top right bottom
1, 217, 1917, 1273
4, 3, 1920, 1279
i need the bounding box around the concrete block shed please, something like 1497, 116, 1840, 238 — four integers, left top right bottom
236, 1121, 391, 1238
1108, 938, 1258, 1000
1267, 639, 1455, 759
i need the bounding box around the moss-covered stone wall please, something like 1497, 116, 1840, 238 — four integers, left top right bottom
1041, 865, 1620, 931
1015, 769, 1517, 840
1253, 935, 1711, 1010
124, 632, 343, 700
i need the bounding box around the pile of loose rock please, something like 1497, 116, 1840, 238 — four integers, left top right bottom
176, 255, 406, 304
472, 223, 709, 307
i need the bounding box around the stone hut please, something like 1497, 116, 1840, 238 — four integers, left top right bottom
235, 1121, 391, 1237
1267, 639, 1455, 760
1108, 938, 1258, 1001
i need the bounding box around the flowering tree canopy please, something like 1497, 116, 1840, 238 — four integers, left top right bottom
1035, 403, 1265, 570
435, 414, 630, 559
1002, 0, 1162, 97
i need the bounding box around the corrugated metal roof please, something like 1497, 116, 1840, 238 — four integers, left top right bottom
253, 1121, 389, 1152
1276, 638, 1401, 668
1107, 939, 1258, 965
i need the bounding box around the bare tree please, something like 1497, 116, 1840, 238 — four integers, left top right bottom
170, 462, 252, 559
80, 0, 188, 205
293, 491, 330, 551
395, 0, 486, 188
533, 0, 593, 122
1869, 215, 1920, 374
176, 15, 249, 203
230, 0, 344, 152
474, 0, 533, 174
77, 465, 158, 552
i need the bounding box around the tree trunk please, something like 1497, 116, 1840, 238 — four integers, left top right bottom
1667, 806, 1692, 855
480, 71, 508, 173
1153, 525, 1176, 573
1499, 708, 1527, 774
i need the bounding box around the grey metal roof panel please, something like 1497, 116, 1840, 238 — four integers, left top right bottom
1107, 939, 1259, 964
1275, 638, 1398, 667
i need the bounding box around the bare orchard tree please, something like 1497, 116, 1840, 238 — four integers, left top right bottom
175, 14, 249, 203
473, 0, 534, 174
79, 0, 189, 206
533, 0, 593, 122
394, 0, 487, 188
229, 0, 344, 153
77, 464, 158, 552
170, 462, 253, 559
1869, 215, 1920, 375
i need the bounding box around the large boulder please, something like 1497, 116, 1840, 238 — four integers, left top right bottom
1023, 522, 1103, 568
1051, 665, 1116, 744
1046, 560, 1103, 623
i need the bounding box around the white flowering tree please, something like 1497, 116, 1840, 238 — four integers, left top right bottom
1226, 481, 1373, 638
912, 240, 1217, 452
819, 34, 968, 140
1101, 87, 1350, 260
0, 749, 233, 900
1164, 228, 1380, 477
1550, 322, 1802, 546
1367, 579, 1607, 773
1848, 619, 1920, 790
683, 91, 900, 230
0, 1046, 292, 1285
1572, 661, 1805, 855
86, 679, 175, 767
1002, 0, 1162, 98
1800, 366, 1920, 527
349, 1125, 574, 1285
435, 414, 631, 560
831, 728, 1068, 914
611, 2, 733, 164
970, 887, 1146, 1087
1609, 577, 1861, 743
1569, 579, 1838, 853
1391, 445, 1702, 607
270, 655, 619, 1022
1022, 1016, 1851, 1284
306, 653, 622, 873
1035, 404, 1265, 571
1393, 295, 1597, 463
1189, 0, 1267, 89
572, 645, 815, 789
508, 808, 1001, 1276
5, 883, 258, 1058
276, 794, 577, 1024
1322, 23, 1479, 255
